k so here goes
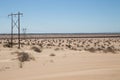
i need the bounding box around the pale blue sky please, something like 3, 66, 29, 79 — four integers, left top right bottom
0, 0, 120, 33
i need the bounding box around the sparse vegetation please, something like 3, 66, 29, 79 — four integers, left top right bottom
18, 52, 31, 62
31, 46, 42, 53
103, 46, 116, 53
86, 47, 96, 53
0, 36, 120, 72
0, 67, 10, 72
3, 42, 11, 48
38, 43, 43, 48
54, 48, 60, 51
11, 51, 35, 68
50, 53, 56, 56
66, 44, 72, 49
17, 52, 35, 68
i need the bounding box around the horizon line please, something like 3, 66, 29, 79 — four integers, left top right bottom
0, 32, 120, 35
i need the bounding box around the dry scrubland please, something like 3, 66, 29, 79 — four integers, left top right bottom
0, 38, 120, 80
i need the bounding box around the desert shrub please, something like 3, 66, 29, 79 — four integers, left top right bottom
3, 42, 11, 48
54, 48, 60, 51
17, 52, 35, 62
31, 46, 42, 53
50, 53, 56, 56
87, 47, 96, 53
32, 43, 35, 45
71, 47, 77, 51
3, 42, 18, 48
66, 44, 72, 49
103, 46, 116, 53
97, 48, 102, 51
77, 44, 80, 47
18, 52, 30, 62
27, 42, 30, 45
38, 43, 43, 48
17, 52, 35, 68
12, 51, 35, 68
47, 44, 52, 46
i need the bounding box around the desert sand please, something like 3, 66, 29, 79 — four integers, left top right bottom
0, 38, 120, 80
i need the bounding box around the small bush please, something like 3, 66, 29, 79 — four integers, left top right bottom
97, 48, 102, 51
71, 47, 77, 51
31, 46, 42, 53
54, 48, 60, 51
3, 43, 11, 48
103, 47, 116, 53
18, 52, 30, 62
38, 43, 43, 48
87, 47, 96, 53
50, 53, 56, 56
27, 42, 30, 45
66, 44, 72, 49
17, 52, 35, 68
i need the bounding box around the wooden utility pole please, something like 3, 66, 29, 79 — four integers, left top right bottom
8, 12, 23, 49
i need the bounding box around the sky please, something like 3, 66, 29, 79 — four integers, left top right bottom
0, 0, 120, 33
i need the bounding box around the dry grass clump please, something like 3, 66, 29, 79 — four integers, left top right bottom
54, 48, 60, 51
3, 42, 11, 48
3, 42, 18, 48
49, 53, 56, 56
31, 46, 42, 53
86, 47, 96, 53
11, 51, 35, 68
103, 46, 116, 53
66, 44, 72, 49
0, 66, 10, 72
38, 43, 43, 48
17, 52, 35, 62
17, 52, 35, 68
71, 47, 77, 51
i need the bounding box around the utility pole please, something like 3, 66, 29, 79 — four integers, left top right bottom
22, 28, 27, 40
8, 12, 23, 49
8, 13, 13, 48
18, 12, 23, 49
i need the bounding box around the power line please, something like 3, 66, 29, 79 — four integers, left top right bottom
8, 12, 23, 49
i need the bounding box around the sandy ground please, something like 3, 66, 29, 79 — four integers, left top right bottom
0, 46, 120, 80
0, 49, 120, 80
